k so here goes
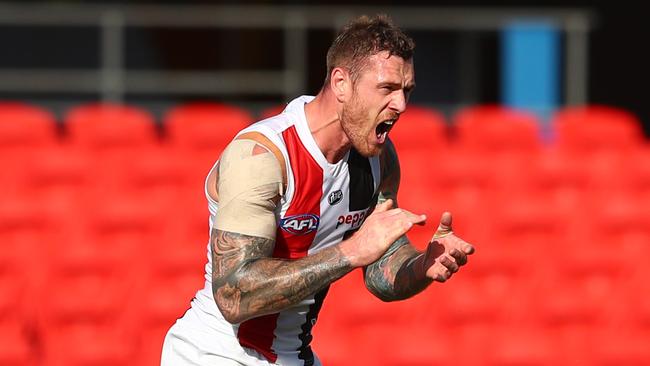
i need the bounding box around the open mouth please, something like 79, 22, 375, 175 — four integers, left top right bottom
375, 119, 396, 143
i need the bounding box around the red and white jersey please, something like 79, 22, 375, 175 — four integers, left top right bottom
183, 96, 381, 366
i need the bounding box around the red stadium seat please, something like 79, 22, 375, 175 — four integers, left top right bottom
616, 147, 650, 202
42, 323, 135, 366
117, 146, 200, 211
42, 271, 132, 326
164, 102, 253, 167
387, 104, 448, 152
0, 322, 34, 366
0, 264, 32, 327
453, 104, 543, 156
132, 271, 203, 366
485, 326, 559, 366
552, 105, 645, 153
0, 103, 59, 195
0, 198, 57, 286
138, 272, 201, 324
64, 102, 158, 152
590, 327, 650, 365
0, 102, 58, 150
13, 145, 93, 215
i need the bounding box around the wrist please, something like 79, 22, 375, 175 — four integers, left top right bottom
338, 236, 363, 268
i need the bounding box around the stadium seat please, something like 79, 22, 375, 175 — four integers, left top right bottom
0, 322, 34, 366
583, 193, 650, 252
0, 103, 59, 195
64, 102, 158, 153
0, 264, 31, 325
83, 197, 159, 268
0, 102, 58, 150
616, 147, 650, 202
135, 272, 202, 334
552, 105, 645, 153
0, 198, 54, 282
133, 270, 203, 366
453, 104, 542, 156
388, 104, 448, 152
42, 323, 135, 366
164, 102, 253, 167
117, 145, 199, 210
590, 327, 650, 365
514, 149, 591, 211
486, 326, 558, 366
13, 145, 93, 214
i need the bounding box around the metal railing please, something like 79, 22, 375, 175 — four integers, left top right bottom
0, 3, 594, 104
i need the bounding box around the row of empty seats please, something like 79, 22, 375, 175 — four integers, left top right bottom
0, 101, 646, 154
1, 101, 650, 365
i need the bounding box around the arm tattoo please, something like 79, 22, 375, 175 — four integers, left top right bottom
364, 142, 433, 301
211, 228, 352, 323
364, 235, 433, 301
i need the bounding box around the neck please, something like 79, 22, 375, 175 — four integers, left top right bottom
304, 88, 351, 163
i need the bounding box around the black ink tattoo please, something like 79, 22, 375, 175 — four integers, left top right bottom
363, 142, 433, 301
211, 229, 353, 323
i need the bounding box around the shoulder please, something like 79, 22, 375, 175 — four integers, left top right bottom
229, 131, 288, 192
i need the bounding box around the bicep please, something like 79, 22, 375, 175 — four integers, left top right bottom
211, 228, 275, 288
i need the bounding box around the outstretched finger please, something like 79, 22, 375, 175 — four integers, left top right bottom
438, 254, 459, 274
449, 248, 468, 266
385, 208, 427, 226
433, 212, 453, 238
382, 216, 418, 244
426, 261, 451, 282
462, 243, 475, 255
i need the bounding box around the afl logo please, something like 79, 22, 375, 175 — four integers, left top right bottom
280, 214, 320, 235
328, 190, 343, 205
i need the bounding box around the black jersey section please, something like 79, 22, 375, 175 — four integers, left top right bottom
297, 286, 330, 365
347, 149, 376, 211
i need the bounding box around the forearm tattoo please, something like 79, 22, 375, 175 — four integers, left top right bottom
364, 142, 433, 301
364, 236, 432, 301
211, 229, 353, 323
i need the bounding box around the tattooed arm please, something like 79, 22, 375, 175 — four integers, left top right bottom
211, 228, 353, 324
211, 138, 425, 324
364, 140, 431, 301
210, 138, 354, 324
364, 140, 474, 301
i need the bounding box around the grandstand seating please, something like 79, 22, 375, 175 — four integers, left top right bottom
164, 102, 253, 169
553, 105, 645, 153
0, 102, 58, 150
453, 104, 543, 155
64, 103, 158, 152
0, 100, 648, 365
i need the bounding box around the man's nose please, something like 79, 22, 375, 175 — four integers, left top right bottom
389, 90, 407, 114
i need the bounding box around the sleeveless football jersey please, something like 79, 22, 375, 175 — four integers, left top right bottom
178, 96, 381, 366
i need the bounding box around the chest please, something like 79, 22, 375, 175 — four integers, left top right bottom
274, 149, 380, 258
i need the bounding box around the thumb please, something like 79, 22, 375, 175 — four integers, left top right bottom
433, 211, 453, 238
374, 198, 394, 213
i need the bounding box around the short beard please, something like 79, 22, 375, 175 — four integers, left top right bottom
340, 93, 380, 157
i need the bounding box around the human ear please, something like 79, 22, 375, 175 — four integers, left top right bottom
330, 67, 351, 103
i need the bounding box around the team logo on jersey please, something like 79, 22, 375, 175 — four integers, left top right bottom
328, 190, 343, 205
280, 214, 320, 235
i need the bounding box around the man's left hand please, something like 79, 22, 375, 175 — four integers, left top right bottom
423, 212, 475, 282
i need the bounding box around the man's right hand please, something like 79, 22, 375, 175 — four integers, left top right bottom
340, 199, 426, 268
